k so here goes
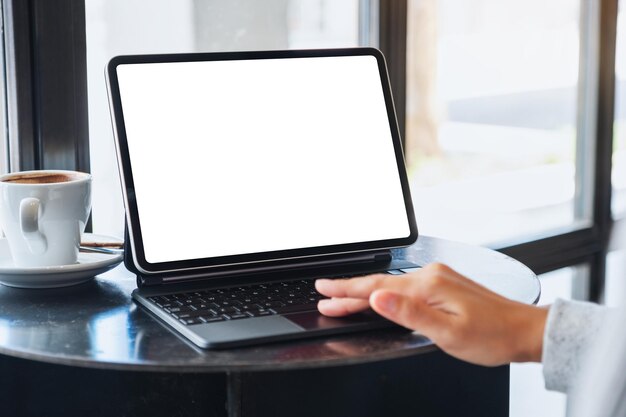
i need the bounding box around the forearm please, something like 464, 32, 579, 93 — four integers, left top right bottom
508, 303, 549, 363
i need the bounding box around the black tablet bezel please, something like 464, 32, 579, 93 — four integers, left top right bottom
106, 47, 418, 275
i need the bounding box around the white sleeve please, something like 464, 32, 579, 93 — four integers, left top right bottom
542, 298, 611, 393
568, 303, 626, 417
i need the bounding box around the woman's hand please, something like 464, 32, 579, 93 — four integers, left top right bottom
315, 263, 547, 366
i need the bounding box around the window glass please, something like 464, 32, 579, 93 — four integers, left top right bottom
406, 0, 585, 246
85, 0, 362, 236
614, 1, 626, 217
510, 265, 587, 417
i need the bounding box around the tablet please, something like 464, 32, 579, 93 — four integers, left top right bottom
106, 48, 417, 276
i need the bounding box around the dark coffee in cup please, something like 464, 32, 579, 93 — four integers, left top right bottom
1, 172, 83, 184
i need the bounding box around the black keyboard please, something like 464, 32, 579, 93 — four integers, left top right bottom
148, 279, 327, 326
147, 267, 422, 326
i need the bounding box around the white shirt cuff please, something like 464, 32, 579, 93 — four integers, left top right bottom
542, 298, 610, 393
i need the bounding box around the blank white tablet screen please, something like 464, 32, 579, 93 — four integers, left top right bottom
116, 55, 411, 263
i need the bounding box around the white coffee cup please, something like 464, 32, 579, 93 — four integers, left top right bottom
0, 170, 92, 267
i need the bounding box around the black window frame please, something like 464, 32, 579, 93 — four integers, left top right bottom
2, 0, 89, 173
1, 0, 620, 302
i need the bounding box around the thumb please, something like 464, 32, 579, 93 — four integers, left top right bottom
370, 289, 450, 336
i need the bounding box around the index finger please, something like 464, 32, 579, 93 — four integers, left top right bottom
315, 274, 409, 299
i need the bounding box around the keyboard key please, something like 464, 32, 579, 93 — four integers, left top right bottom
165, 306, 193, 314
179, 317, 203, 325
270, 303, 318, 315
173, 310, 206, 319
200, 316, 225, 323
239, 303, 263, 311
216, 306, 240, 314
190, 303, 210, 310
262, 301, 285, 308
247, 309, 272, 317
156, 301, 175, 308
224, 313, 249, 320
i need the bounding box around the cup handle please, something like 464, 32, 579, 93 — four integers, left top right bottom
19, 197, 47, 254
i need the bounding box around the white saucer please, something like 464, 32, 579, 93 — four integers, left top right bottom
0, 233, 123, 289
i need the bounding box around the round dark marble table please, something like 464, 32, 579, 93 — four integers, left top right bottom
0, 236, 540, 417
0, 236, 539, 417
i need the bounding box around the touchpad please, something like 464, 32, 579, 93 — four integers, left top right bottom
286, 310, 387, 331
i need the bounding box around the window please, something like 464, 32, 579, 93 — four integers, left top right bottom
1, 1, 618, 293
406, 0, 589, 247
